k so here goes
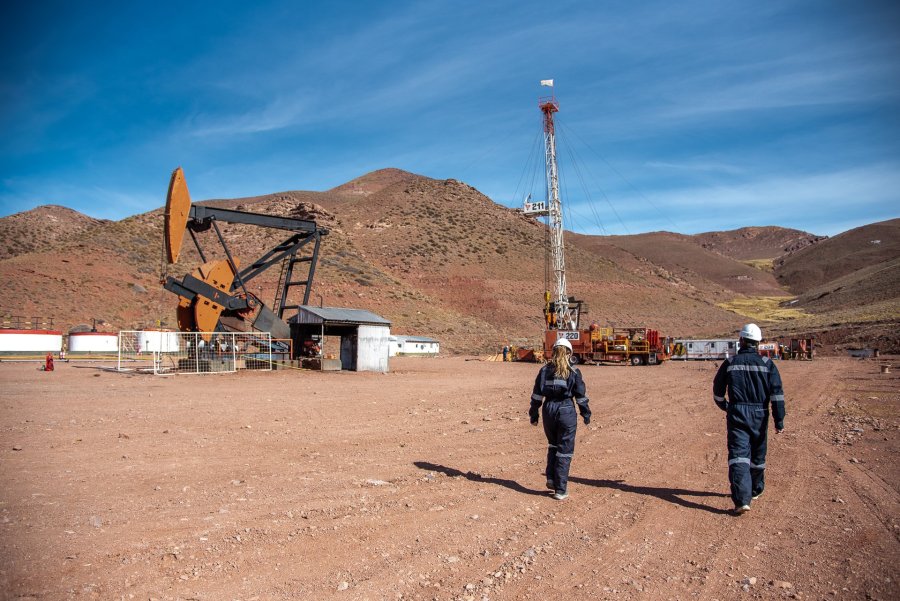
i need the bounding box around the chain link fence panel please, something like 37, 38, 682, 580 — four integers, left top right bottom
117, 331, 273, 375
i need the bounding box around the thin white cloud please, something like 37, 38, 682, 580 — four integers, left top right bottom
177, 4, 545, 139
567, 163, 900, 236
660, 61, 900, 120
187, 96, 311, 137
644, 160, 745, 175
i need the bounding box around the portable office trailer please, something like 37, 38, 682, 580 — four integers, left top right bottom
672, 339, 738, 360
389, 335, 439, 357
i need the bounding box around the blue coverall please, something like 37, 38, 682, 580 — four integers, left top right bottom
713, 347, 786, 508
530, 364, 591, 495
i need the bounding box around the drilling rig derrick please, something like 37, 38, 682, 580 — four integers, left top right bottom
524, 90, 583, 338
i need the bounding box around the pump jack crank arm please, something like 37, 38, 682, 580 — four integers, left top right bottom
164, 275, 252, 312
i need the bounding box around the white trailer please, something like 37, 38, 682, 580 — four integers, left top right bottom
672, 339, 738, 360
389, 335, 439, 357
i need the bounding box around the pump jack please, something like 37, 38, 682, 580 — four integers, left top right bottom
162, 167, 328, 350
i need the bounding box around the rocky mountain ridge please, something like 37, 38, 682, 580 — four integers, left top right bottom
1, 169, 897, 352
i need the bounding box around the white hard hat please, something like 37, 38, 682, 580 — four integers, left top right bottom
553, 338, 573, 351
740, 323, 762, 342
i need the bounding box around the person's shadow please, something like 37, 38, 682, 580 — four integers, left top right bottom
414, 461, 548, 496
414, 461, 731, 514
569, 476, 731, 515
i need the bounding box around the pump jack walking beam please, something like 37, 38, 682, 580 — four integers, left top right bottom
177, 204, 325, 292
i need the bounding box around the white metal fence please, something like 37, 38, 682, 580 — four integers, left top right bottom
117, 331, 274, 375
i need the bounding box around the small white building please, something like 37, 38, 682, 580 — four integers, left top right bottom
389, 335, 440, 357
291, 306, 391, 372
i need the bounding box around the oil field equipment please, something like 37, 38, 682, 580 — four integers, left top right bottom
564, 325, 673, 365
757, 341, 780, 359
779, 337, 814, 360
161, 167, 328, 356
522, 83, 670, 365
523, 91, 584, 333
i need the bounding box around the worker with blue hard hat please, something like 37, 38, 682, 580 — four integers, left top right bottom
529, 337, 591, 500
713, 323, 786, 514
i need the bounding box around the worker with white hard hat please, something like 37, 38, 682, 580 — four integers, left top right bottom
529, 337, 591, 500
713, 323, 786, 515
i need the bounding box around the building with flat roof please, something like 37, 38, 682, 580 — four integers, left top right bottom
389, 335, 439, 357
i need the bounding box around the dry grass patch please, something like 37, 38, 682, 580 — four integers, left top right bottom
741, 258, 775, 272
717, 295, 809, 321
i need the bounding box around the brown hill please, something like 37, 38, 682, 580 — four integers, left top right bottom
794, 257, 900, 315
580, 231, 788, 297
0, 205, 108, 260
774, 218, 900, 294
1, 170, 897, 352
762, 219, 900, 353
692, 226, 824, 260
328, 168, 419, 197
0, 172, 746, 351
0, 208, 176, 331
319, 174, 765, 343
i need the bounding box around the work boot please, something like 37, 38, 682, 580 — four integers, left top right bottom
546, 479, 555, 490
552, 491, 569, 501
733, 504, 751, 515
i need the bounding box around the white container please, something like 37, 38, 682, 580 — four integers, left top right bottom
0, 330, 63, 352
672, 339, 738, 360
136, 330, 180, 353
68, 331, 118, 352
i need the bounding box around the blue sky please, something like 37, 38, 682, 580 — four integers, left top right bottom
1, 0, 898, 236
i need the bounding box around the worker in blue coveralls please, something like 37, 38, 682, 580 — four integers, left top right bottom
713, 323, 786, 515
530, 338, 591, 500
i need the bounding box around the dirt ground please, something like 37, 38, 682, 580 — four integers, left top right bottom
1, 356, 898, 601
